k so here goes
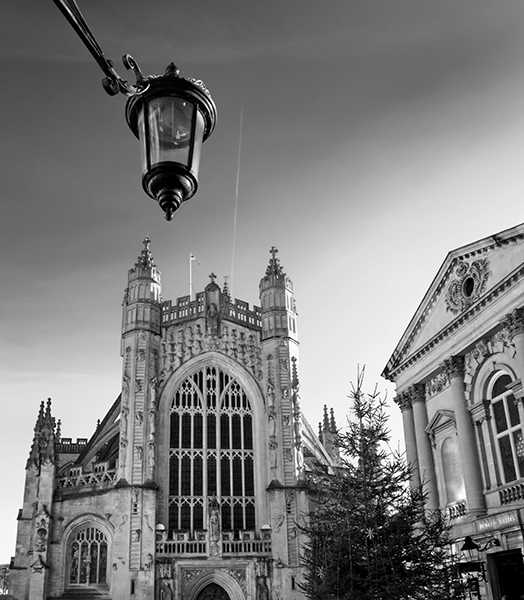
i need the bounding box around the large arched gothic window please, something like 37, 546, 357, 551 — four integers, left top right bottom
69, 526, 108, 586
169, 366, 255, 535
489, 372, 524, 484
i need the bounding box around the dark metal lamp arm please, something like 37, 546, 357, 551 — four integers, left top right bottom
51, 0, 148, 96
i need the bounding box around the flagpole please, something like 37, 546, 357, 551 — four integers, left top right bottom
189, 252, 192, 300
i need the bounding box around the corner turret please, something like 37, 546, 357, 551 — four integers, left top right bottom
121, 237, 162, 341
259, 247, 298, 341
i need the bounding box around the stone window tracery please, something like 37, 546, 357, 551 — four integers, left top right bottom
169, 366, 256, 535
69, 526, 108, 586
489, 372, 524, 484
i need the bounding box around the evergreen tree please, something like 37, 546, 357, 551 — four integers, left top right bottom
300, 369, 453, 600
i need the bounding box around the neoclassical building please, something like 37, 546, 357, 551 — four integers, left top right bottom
9, 241, 337, 600
383, 223, 524, 599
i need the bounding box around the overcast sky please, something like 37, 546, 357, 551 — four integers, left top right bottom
2, 0, 524, 561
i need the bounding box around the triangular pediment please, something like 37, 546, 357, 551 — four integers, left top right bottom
383, 224, 524, 381
426, 409, 455, 435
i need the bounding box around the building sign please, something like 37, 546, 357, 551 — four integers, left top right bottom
476, 511, 519, 533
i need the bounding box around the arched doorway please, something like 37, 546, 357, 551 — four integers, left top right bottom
196, 583, 230, 600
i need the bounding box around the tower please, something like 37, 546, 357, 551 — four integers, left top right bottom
10, 400, 57, 600
114, 236, 162, 596
258, 247, 305, 591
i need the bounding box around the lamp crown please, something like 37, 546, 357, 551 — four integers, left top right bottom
164, 63, 181, 78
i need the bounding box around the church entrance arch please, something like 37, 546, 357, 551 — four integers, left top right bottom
196, 584, 230, 600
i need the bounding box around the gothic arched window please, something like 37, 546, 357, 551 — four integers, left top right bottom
489, 372, 524, 484
169, 366, 255, 535
69, 526, 108, 586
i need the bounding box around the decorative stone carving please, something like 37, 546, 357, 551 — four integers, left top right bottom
147, 442, 155, 476
394, 390, 412, 411
256, 579, 270, 600
119, 440, 127, 473
208, 497, 221, 557
136, 445, 143, 461
181, 568, 202, 590
224, 568, 247, 593
159, 579, 173, 600
117, 514, 128, 533
31, 554, 47, 573
131, 529, 141, 542
122, 375, 130, 407
254, 559, 268, 578
445, 258, 491, 315
160, 322, 263, 381
275, 514, 285, 532
206, 302, 220, 336
441, 355, 465, 379
268, 409, 276, 437
120, 406, 129, 441
34, 513, 49, 553
157, 560, 173, 579
269, 440, 278, 471
408, 383, 426, 404
501, 307, 524, 340
425, 372, 450, 398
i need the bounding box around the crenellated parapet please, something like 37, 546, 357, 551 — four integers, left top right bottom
161, 293, 261, 330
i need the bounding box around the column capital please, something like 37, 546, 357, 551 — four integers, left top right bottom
441, 355, 465, 379
409, 383, 426, 404
501, 307, 524, 340
394, 391, 412, 412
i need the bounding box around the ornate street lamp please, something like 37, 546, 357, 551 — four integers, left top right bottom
52, 0, 217, 220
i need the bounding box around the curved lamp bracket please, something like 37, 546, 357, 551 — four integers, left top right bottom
52, 0, 149, 97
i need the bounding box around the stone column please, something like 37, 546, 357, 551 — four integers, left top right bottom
441, 355, 486, 517
410, 384, 438, 510
394, 391, 419, 488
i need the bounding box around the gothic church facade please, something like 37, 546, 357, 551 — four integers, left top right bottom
10, 240, 337, 600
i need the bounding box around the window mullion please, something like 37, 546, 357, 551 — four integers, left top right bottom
203, 384, 208, 525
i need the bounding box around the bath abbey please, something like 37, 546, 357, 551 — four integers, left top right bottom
9, 240, 338, 600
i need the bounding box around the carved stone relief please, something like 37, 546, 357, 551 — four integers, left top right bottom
159, 323, 263, 387
425, 372, 450, 398
445, 258, 491, 315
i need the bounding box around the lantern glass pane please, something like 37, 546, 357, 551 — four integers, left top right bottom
189, 111, 205, 177
137, 108, 147, 174
148, 97, 195, 167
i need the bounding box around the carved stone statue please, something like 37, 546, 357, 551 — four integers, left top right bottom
257, 579, 270, 600
208, 497, 220, 542
206, 303, 219, 336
